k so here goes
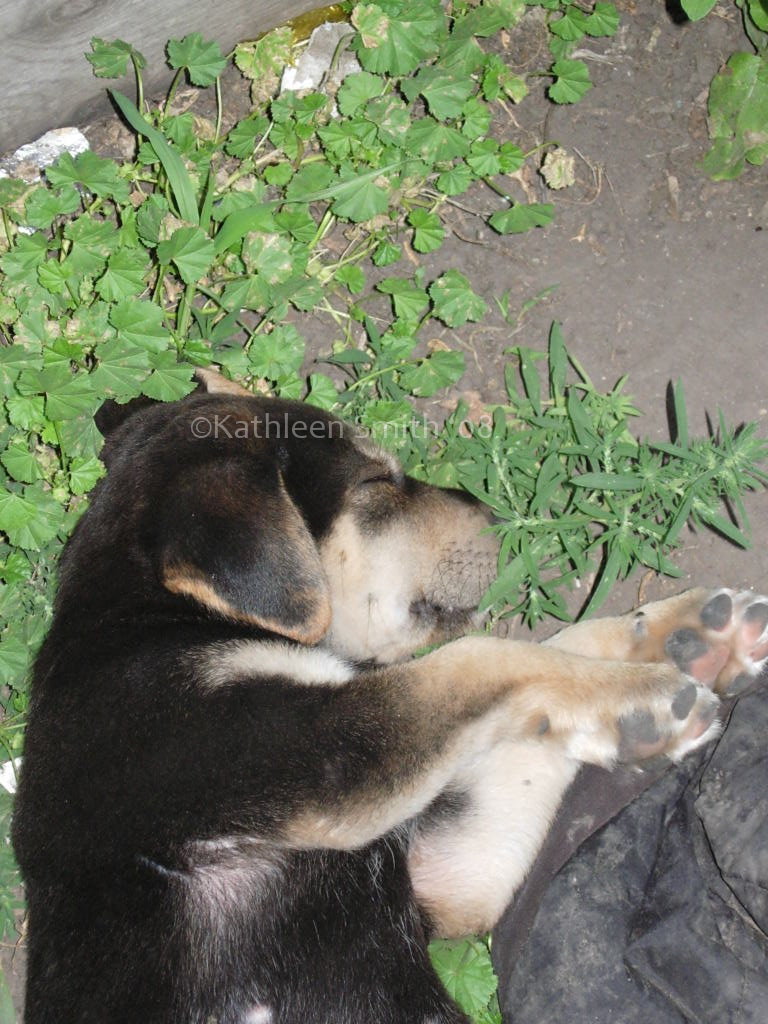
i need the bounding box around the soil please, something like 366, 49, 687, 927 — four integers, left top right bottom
3, 0, 768, 1018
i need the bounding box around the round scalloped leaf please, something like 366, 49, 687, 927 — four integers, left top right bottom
166, 33, 227, 87
429, 270, 487, 327
352, 0, 446, 76
489, 202, 554, 234
549, 59, 593, 105
157, 226, 215, 285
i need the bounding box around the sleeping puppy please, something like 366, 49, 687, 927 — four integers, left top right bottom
13, 371, 768, 1024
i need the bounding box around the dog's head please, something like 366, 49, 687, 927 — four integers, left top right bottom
68, 372, 498, 665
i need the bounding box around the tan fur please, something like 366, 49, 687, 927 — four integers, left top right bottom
194, 367, 252, 397
164, 566, 331, 645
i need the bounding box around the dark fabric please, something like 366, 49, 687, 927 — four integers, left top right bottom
493, 689, 768, 1023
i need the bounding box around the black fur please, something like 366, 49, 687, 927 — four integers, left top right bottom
13, 392, 476, 1024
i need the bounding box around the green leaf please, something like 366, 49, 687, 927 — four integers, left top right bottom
460, 96, 492, 140
467, 139, 501, 176
489, 202, 554, 234
330, 176, 391, 223
274, 206, 318, 244
45, 373, 101, 421
242, 233, 294, 284
549, 59, 592, 104
305, 373, 340, 410
366, 96, 412, 145
548, 321, 568, 399
135, 194, 170, 246
550, 8, 589, 41
214, 203, 277, 255
703, 52, 768, 179
0, 233, 49, 284
110, 91, 199, 224
65, 215, 119, 272
373, 240, 402, 266
453, 0, 524, 37
352, 0, 446, 75
37, 258, 76, 296
166, 33, 227, 87
164, 113, 197, 155
415, 68, 475, 121
248, 325, 306, 380
585, 2, 620, 36
0, 965, 18, 1024
571, 472, 642, 491
335, 265, 366, 293
336, 72, 386, 115
0, 485, 65, 550
377, 277, 430, 321
46, 150, 130, 204
68, 456, 106, 495
90, 337, 151, 399
429, 270, 488, 327
109, 299, 171, 353
157, 226, 215, 284
141, 352, 196, 402
61, 416, 106, 462
408, 209, 445, 253
6, 395, 46, 431
401, 350, 465, 396
233, 27, 294, 82
87, 37, 146, 78
747, 0, 768, 32
1, 443, 42, 484
0, 551, 33, 586
436, 163, 473, 195
24, 186, 81, 229
225, 115, 270, 158
96, 248, 150, 301
680, 0, 718, 19
406, 118, 471, 162
430, 939, 499, 1020
498, 141, 525, 174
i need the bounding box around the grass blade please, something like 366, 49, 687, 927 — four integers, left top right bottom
671, 379, 689, 449
111, 90, 200, 225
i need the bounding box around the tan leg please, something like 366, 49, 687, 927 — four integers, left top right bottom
285, 635, 717, 851
546, 588, 768, 694
407, 587, 768, 938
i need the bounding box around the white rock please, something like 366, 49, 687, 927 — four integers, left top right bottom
281, 22, 360, 93
1, 126, 90, 182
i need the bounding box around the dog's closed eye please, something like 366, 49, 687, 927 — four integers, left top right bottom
359, 471, 399, 487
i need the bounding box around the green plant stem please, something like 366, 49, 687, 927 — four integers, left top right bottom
214, 77, 224, 144
164, 68, 185, 117
176, 282, 197, 340
131, 53, 145, 113
0, 209, 12, 248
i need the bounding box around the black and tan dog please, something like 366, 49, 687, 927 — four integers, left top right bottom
13, 372, 768, 1024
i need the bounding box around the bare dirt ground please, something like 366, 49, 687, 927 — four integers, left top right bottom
3, 0, 768, 1017
456, 0, 768, 616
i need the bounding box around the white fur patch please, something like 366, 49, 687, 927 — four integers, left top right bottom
202, 640, 352, 689
181, 837, 286, 957
244, 1004, 274, 1023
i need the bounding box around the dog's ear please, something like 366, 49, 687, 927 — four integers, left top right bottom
158, 460, 331, 644
193, 367, 252, 397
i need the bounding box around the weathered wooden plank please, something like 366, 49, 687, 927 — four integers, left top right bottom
1, 0, 316, 154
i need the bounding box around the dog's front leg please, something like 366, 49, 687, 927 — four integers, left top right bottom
285, 636, 716, 868
407, 587, 768, 937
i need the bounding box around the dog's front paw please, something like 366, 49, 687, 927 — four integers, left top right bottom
564, 664, 720, 767
662, 589, 768, 697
